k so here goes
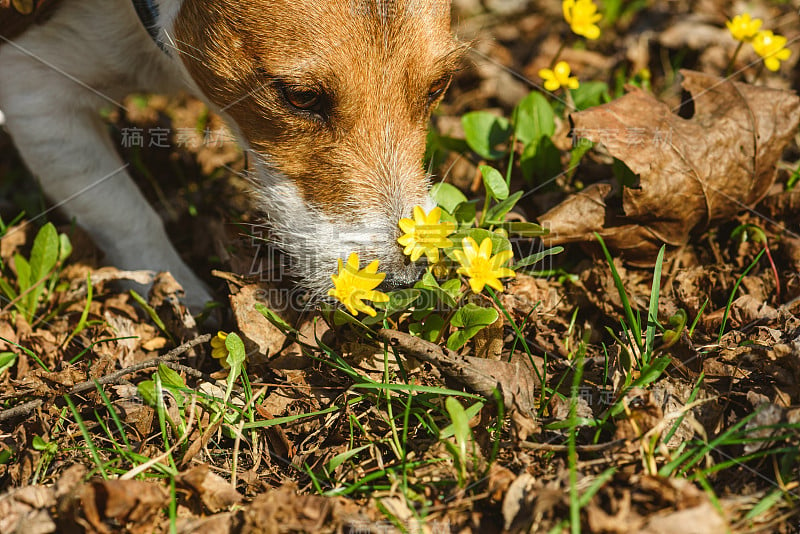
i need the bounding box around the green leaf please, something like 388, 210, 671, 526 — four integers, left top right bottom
58, 233, 72, 264
644, 246, 666, 361
440, 400, 484, 439
567, 138, 594, 179
363, 289, 422, 325
520, 136, 562, 184
29, 223, 59, 285
255, 303, 297, 334
320, 302, 373, 330
440, 279, 462, 301
137, 380, 158, 407
223, 332, 247, 406
485, 191, 523, 223
224, 332, 247, 373
447, 304, 499, 351
513, 91, 555, 145
462, 111, 512, 160
430, 182, 468, 214
14, 253, 31, 294
0, 279, 18, 302
453, 200, 478, 225
451, 303, 499, 329
413, 276, 457, 308
0, 352, 16, 376
31, 436, 50, 451
13, 253, 33, 320
327, 444, 371, 472
571, 81, 610, 111
157, 362, 186, 390
444, 397, 472, 463
480, 165, 509, 200
375, 289, 421, 315
514, 246, 564, 270
612, 158, 638, 188
408, 313, 445, 342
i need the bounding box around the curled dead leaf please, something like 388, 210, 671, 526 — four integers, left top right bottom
177, 465, 243, 513
540, 70, 800, 264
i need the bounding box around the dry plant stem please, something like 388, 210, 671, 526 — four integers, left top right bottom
0, 334, 211, 422
517, 439, 626, 452
762, 244, 781, 301
231, 385, 268, 489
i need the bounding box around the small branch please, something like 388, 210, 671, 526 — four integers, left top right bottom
0, 334, 211, 423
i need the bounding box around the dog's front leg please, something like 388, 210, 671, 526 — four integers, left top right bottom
0, 61, 213, 312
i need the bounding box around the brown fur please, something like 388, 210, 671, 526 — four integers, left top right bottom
173, 0, 461, 215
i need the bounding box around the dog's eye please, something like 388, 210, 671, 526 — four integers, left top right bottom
428, 75, 452, 102
281, 85, 324, 113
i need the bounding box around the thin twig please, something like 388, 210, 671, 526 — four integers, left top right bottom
517, 439, 626, 452
0, 334, 211, 423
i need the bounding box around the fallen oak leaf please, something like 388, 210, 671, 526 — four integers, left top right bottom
377, 328, 542, 439
540, 70, 800, 264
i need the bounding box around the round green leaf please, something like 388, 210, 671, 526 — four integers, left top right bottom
480, 165, 509, 200
513, 91, 556, 145
462, 111, 512, 160
430, 182, 468, 214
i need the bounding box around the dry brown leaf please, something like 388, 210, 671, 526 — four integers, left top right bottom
540, 70, 800, 264
501, 472, 537, 533
59, 479, 166, 534
0, 485, 57, 534
148, 271, 198, 340
473, 311, 504, 360
177, 465, 243, 513
641, 501, 727, 534
229, 284, 293, 362
241, 483, 366, 534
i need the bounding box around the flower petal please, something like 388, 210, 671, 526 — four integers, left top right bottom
478, 237, 493, 259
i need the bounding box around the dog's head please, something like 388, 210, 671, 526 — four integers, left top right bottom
164, 0, 461, 295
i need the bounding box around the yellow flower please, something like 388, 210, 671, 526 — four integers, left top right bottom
453, 237, 516, 294
210, 331, 230, 369
397, 206, 456, 264
539, 61, 580, 92
726, 13, 762, 43
751, 30, 792, 71
563, 0, 602, 40
328, 253, 390, 317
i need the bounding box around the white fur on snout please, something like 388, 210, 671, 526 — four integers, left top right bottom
248, 152, 425, 298
0, 108, 5, 126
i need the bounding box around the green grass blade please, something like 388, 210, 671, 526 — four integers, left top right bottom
718, 249, 765, 342
596, 233, 642, 351
64, 394, 108, 479
644, 246, 665, 363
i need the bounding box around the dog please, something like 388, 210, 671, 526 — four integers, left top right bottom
0, 0, 460, 310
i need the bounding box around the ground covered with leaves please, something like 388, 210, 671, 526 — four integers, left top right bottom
2, 1, 800, 532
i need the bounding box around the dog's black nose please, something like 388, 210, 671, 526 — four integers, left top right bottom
379, 262, 425, 291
